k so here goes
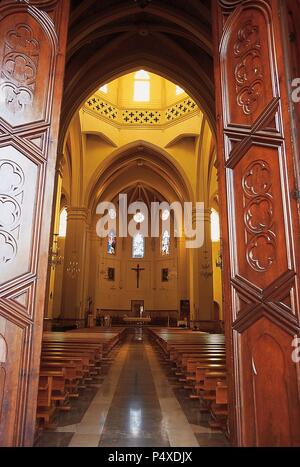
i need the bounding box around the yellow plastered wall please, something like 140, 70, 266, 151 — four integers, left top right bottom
209, 164, 223, 319
118, 72, 162, 108
52, 237, 65, 318
55, 71, 220, 322
95, 72, 188, 109
94, 229, 179, 314
212, 241, 222, 319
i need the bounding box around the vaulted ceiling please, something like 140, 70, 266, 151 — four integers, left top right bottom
60, 0, 214, 148
87, 143, 193, 215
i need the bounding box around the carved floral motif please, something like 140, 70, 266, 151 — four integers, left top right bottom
233, 20, 263, 116
0, 24, 39, 112
0, 160, 24, 264
242, 160, 275, 272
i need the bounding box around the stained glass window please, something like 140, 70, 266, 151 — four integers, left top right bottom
161, 230, 170, 255
58, 208, 67, 237
211, 209, 220, 242
132, 233, 145, 258
107, 230, 116, 255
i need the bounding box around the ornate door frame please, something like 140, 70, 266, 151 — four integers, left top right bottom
213, 0, 300, 446
0, 0, 69, 446
1, 0, 300, 448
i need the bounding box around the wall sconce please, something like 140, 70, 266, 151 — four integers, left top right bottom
49, 233, 63, 269
216, 251, 223, 269
67, 252, 80, 278
200, 249, 213, 279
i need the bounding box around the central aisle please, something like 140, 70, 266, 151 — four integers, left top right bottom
98, 336, 199, 447
99, 338, 171, 446
36, 333, 229, 447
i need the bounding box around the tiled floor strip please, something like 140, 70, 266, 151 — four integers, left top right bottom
35, 334, 229, 447
98, 337, 170, 447
145, 342, 199, 447
58, 341, 129, 447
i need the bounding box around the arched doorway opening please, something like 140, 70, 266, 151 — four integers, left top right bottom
43, 67, 225, 446
1, 0, 300, 448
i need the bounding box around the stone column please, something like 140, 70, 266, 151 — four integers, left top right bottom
151, 237, 157, 292
88, 229, 100, 305
187, 207, 214, 324
119, 237, 127, 291
61, 207, 89, 319
177, 236, 188, 313
197, 208, 214, 321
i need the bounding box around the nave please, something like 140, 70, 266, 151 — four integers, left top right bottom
35, 329, 229, 448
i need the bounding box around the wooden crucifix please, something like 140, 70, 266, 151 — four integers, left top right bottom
131, 263, 145, 288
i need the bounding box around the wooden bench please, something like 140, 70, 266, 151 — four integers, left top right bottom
148, 327, 229, 437
35, 327, 125, 437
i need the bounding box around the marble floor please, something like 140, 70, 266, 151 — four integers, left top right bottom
35, 334, 230, 447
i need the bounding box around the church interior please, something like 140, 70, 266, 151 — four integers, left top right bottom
0, 0, 300, 449
47, 72, 221, 329
39, 72, 225, 447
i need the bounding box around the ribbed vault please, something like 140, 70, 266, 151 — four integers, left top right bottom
88, 143, 192, 216
59, 0, 214, 151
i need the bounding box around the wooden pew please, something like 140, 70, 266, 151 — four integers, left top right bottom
148, 326, 229, 437
36, 374, 55, 429
36, 327, 125, 440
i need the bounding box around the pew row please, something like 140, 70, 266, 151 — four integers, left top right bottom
35, 327, 126, 437
147, 327, 229, 436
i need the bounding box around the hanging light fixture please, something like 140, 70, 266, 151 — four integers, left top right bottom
65, 211, 81, 278
134, 185, 145, 223
49, 233, 63, 269
216, 251, 223, 269
200, 249, 213, 279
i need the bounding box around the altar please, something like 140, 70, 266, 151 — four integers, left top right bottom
123, 316, 151, 341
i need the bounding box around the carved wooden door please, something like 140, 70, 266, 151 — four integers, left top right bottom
0, 1, 69, 446
213, 0, 300, 446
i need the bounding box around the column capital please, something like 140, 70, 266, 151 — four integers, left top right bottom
192, 207, 211, 223
67, 207, 89, 222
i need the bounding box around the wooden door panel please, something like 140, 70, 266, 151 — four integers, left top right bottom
213, 0, 300, 446
240, 317, 300, 446
0, 317, 24, 447
230, 144, 290, 290
0, 15, 54, 127
221, 5, 277, 129
0, 1, 69, 446
0, 147, 39, 288
281, 0, 300, 195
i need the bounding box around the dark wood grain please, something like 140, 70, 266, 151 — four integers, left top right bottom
0, 0, 69, 447
213, 0, 300, 447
